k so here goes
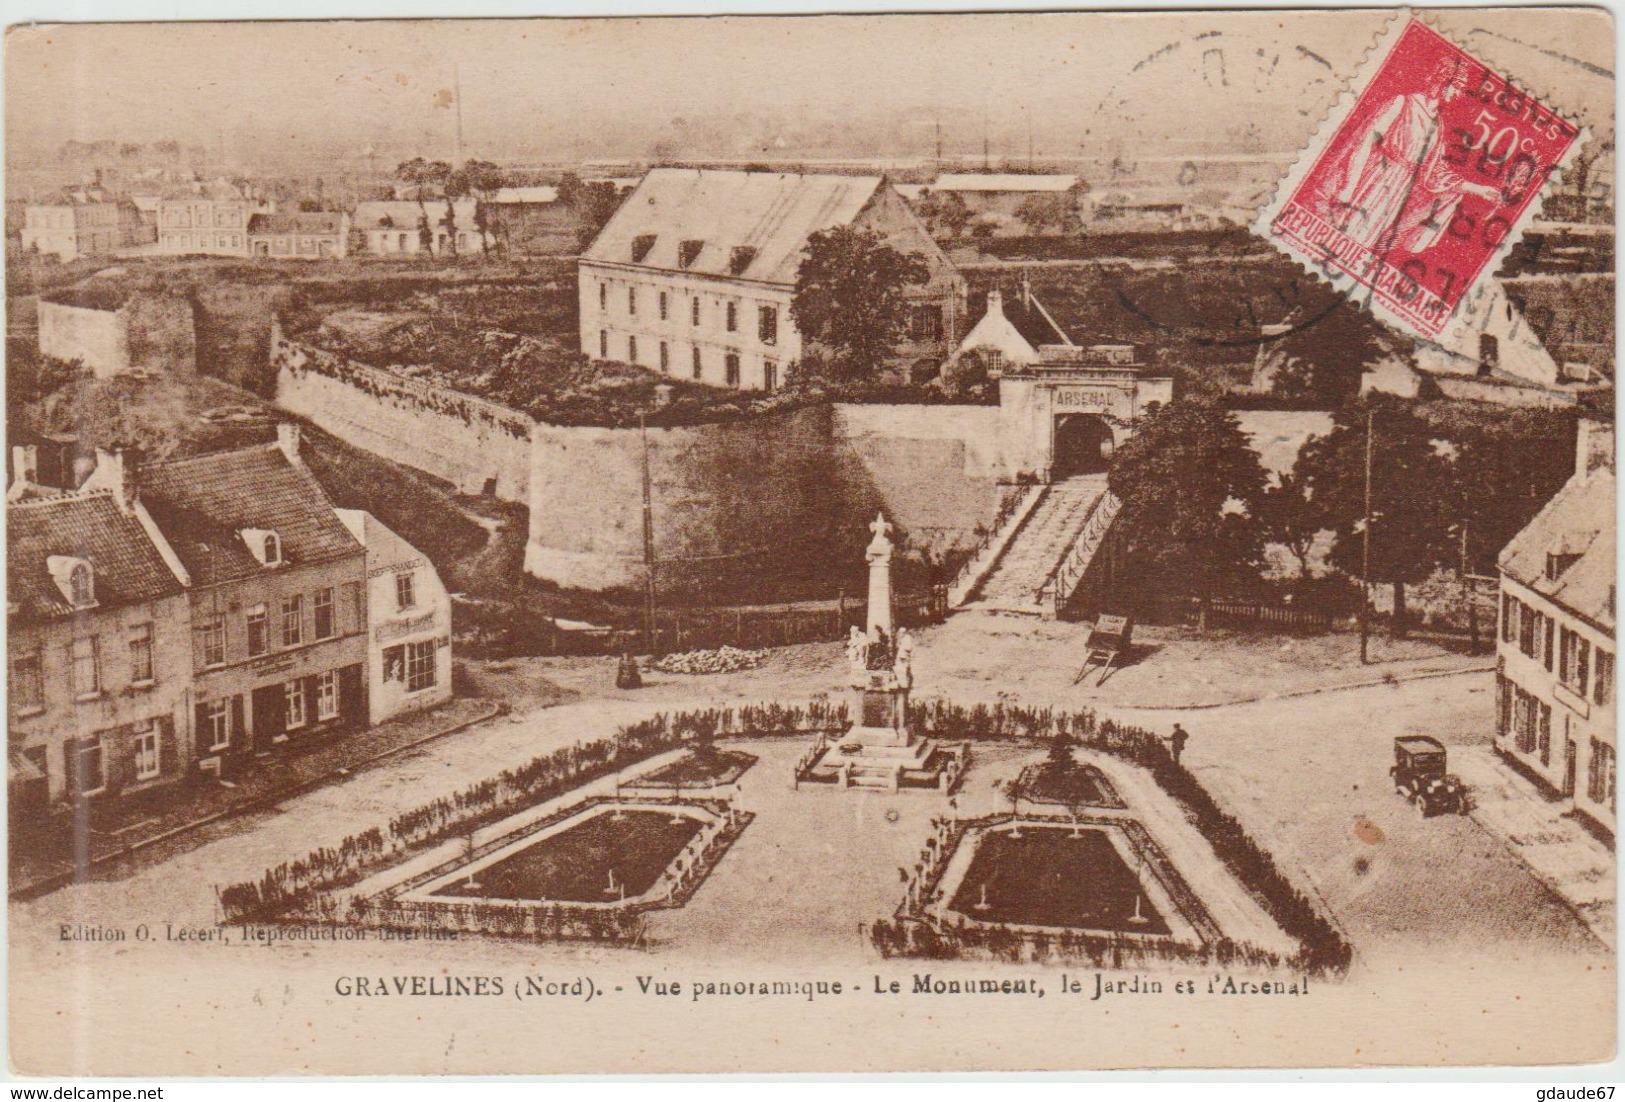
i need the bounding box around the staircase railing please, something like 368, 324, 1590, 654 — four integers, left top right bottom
1036, 490, 1121, 616
947, 482, 1048, 608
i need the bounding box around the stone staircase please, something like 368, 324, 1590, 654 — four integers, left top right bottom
963, 474, 1110, 616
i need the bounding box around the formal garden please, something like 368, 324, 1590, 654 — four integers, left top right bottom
213, 697, 1350, 975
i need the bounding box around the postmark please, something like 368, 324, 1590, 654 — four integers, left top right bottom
1253, 16, 1586, 343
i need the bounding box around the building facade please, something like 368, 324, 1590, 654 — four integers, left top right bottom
337, 510, 453, 725
38, 286, 197, 378
7, 485, 193, 815
579, 169, 965, 391
157, 199, 267, 255
1495, 417, 1616, 840
21, 193, 150, 260
354, 200, 487, 257
139, 429, 371, 776
247, 211, 350, 259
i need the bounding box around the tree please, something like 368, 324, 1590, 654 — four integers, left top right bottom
447, 159, 509, 254
790, 225, 931, 375
1294, 399, 1454, 635
1107, 398, 1270, 626
913, 189, 972, 237
396, 157, 452, 251
1266, 299, 1399, 407
557, 172, 624, 249
1255, 471, 1321, 577
1013, 191, 1083, 236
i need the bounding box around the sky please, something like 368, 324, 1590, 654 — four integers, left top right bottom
4, 10, 1614, 173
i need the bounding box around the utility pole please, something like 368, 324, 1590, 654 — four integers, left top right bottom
1360, 406, 1374, 665
1462, 521, 1479, 653
639, 411, 657, 653
453, 63, 465, 165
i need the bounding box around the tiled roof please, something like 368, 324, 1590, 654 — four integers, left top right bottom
8, 491, 184, 623
1500, 469, 1615, 630
582, 168, 885, 286
140, 445, 361, 586
248, 211, 345, 236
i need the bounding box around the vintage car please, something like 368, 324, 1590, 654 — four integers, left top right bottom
1390, 735, 1469, 817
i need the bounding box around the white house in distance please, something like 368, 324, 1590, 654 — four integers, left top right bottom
336, 509, 452, 725
928, 173, 1084, 234
578, 168, 965, 390
1495, 414, 1616, 841
354, 200, 488, 257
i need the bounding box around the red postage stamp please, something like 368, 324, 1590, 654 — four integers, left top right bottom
1255, 17, 1585, 341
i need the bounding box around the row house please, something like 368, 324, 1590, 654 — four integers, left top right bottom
247, 211, 351, 259
21, 190, 152, 261
1495, 416, 1616, 841
157, 198, 270, 256
579, 169, 965, 391
353, 200, 488, 257
7, 484, 192, 816
7, 428, 454, 816
139, 428, 370, 770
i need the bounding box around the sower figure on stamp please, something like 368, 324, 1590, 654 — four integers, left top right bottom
1169, 723, 1190, 765
1322, 56, 1502, 254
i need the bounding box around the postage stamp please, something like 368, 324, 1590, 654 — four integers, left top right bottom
1254, 16, 1586, 342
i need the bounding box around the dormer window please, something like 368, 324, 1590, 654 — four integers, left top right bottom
728, 246, 757, 276
631, 233, 657, 263
47, 555, 97, 610
243, 528, 282, 567
678, 239, 704, 269
1546, 551, 1583, 581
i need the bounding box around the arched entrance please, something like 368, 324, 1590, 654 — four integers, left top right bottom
1051, 414, 1114, 478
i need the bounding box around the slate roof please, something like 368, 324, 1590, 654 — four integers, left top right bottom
581, 168, 886, 286
140, 445, 361, 587
8, 491, 184, 623
1500, 469, 1615, 631
248, 212, 345, 236
966, 287, 1070, 350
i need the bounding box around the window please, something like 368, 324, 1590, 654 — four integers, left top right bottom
1547, 552, 1582, 581
599, 330, 608, 358
396, 571, 417, 612
629, 335, 639, 363
285, 680, 307, 730
763, 360, 778, 391
72, 736, 105, 796
202, 699, 230, 752
11, 651, 44, 712
70, 563, 95, 608
1545, 617, 1556, 672
398, 232, 408, 251
132, 723, 160, 782
199, 616, 225, 668
128, 624, 154, 684
692, 347, 703, 381
725, 301, 738, 332
725, 353, 741, 387
1519, 606, 1539, 659
1513, 687, 1539, 755
908, 305, 945, 342
1501, 593, 1516, 643
262, 533, 281, 566
1538, 700, 1552, 764
1560, 627, 1591, 696
1596, 649, 1614, 707
758, 305, 778, 345
383, 644, 405, 683
1496, 673, 1513, 739
659, 292, 669, 321
628, 286, 637, 317
314, 588, 335, 640
1588, 739, 1616, 810
659, 342, 670, 372
246, 605, 269, 657
72, 637, 101, 697
281, 595, 304, 648
316, 671, 339, 721
691, 297, 701, 326
407, 640, 437, 693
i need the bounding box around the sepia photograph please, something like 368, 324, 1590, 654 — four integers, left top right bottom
2, 4, 1616, 1078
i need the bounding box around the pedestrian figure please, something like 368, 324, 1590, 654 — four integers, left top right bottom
1169, 723, 1189, 765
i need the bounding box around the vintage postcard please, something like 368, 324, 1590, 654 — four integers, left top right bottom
3, 7, 1615, 1076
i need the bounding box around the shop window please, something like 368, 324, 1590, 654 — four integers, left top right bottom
407, 640, 437, 693
132, 722, 160, 782
285, 680, 307, 730
316, 671, 339, 721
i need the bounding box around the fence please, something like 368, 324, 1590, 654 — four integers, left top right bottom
1119, 595, 1345, 633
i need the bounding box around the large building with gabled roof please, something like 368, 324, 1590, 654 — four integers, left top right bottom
578, 168, 965, 390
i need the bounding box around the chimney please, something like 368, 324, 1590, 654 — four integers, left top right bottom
86, 448, 139, 513
10, 445, 38, 488
985, 288, 1005, 320
1576, 413, 1615, 477
277, 422, 302, 463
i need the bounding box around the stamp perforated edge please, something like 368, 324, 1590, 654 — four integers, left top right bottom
1249, 8, 1592, 348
